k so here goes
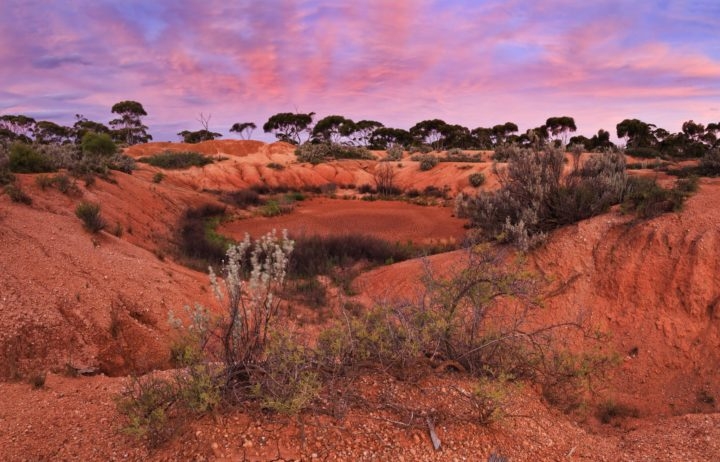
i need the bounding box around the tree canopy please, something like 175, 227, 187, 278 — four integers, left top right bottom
545, 116, 577, 144
178, 129, 222, 143
229, 122, 257, 140
312, 115, 356, 144
109, 100, 152, 145
263, 112, 315, 145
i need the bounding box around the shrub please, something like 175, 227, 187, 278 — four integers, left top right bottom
9, 142, 54, 173
288, 234, 413, 279
385, 145, 404, 161
444, 149, 483, 163
81, 132, 117, 157
492, 144, 520, 162
0, 146, 15, 186
287, 278, 327, 308
178, 204, 229, 266
295, 143, 329, 164
35, 174, 54, 189
152, 172, 165, 183
260, 198, 294, 217
253, 332, 320, 414
699, 149, 720, 176
117, 375, 185, 447
220, 189, 262, 208
357, 183, 376, 194
621, 176, 685, 219
456, 148, 627, 250
139, 151, 214, 169
596, 400, 639, 424
373, 163, 400, 196
4, 184, 32, 204
412, 153, 439, 171
266, 162, 285, 170
295, 143, 375, 164
51, 173, 78, 194
75, 201, 106, 232
468, 172, 485, 187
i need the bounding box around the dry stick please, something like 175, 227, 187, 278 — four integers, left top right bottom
426, 417, 441, 450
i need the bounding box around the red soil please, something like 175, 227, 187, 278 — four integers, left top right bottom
220, 197, 466, 245
0, 140, 718, 460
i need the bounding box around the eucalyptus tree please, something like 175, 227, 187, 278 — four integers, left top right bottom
263, 112, 315, 145
230, 122, 257, 140
109, 100, 152, 145
545, 116, 577, 145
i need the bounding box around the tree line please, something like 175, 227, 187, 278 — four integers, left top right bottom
1, 100, 718, 158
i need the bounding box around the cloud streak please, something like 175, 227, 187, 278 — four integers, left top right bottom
0, 0, 719, 141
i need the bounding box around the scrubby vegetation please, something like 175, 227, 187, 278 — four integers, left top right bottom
138, 151, 215, 169
295, 142, 375, 164
4, 183, 32, 204
119, 237, 608, 447
468, 172, 485, 187
75, 201, 106, 233
177, 204, 230, 268
8, 142, 55, 173
412, 153, 439, 171
384, 145, 404, 161
457, 146, 697, 250
288, 233, 414, 278
621, 176, 691, 219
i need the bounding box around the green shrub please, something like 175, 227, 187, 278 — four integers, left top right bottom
152, 172, 165, 183
139, 151, 214, 169
52, 173, 77, 194
699, 149, 720, 176
117, 375, 183, 447
295, 143, 375, 164
621, 176, 685, 219
252, 332, 320, 414
468, 172, 485, 187
81, 132, 117, 157
9, 142, 54, 173
413, 153, 438, 171
75, 201, 106, 233
4, 184, 32, 204
260, 198, 295, 217
178, 204, 230, 267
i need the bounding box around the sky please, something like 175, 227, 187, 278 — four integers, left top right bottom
1, 0, 720, 142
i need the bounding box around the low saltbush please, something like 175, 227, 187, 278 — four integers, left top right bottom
4, 184, 32, 204
139, 151, 214, 169
469, 172, 485, 187
75, 201, 106, 232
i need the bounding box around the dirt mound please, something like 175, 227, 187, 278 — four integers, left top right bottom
357, 178, 720, 418
0, 174, 214, 378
